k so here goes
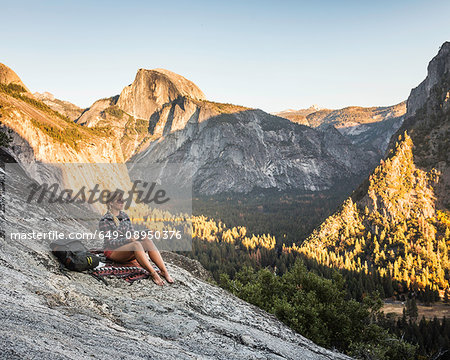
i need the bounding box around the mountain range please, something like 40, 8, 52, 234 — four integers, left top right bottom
0, 64, 405, 196
1, 42, 448, 293
275, 102, 406, 156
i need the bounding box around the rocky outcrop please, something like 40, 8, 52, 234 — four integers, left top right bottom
406, 42, 450, 117
0, 63, 30, 92
75, 70, 214, 160
0, 160, 349, 360
116, 68, 205, 120
34, 92, 84, 121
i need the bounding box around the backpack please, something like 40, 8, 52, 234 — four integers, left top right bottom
50, 238, 99, 272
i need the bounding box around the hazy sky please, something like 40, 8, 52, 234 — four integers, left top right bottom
2, 0, 449, 112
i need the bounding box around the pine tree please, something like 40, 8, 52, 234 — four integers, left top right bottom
406, 298, 418, 322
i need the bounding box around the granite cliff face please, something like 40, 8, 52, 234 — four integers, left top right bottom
0, 157, 349, 360
116, 68, 206, 120
130, 107, 378, 195
406, 42, 450, 117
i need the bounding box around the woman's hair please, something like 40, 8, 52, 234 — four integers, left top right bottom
105, 190, 125, 211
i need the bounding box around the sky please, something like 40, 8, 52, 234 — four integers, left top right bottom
1, 0, 449, 113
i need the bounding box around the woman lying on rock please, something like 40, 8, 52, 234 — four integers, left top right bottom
99, 191, 174, 286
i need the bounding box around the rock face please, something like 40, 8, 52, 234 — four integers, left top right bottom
0, 160, 349, 360
75, 70, 212, 160
116, 68, 206, 120
130, 105, 378, 195
0, 63, 30, 91
406, 42, 450, 117
0, 95, 122, 164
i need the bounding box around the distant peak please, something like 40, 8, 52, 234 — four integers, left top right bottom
273, 104, 324, 118
33, 91, 55, 100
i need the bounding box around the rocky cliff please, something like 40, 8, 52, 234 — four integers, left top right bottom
0, 155, 349, 360
116, 68, 206, 120
406, 42, 450, 117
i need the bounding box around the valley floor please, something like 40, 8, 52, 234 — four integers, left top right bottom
383, 299, 450, 320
